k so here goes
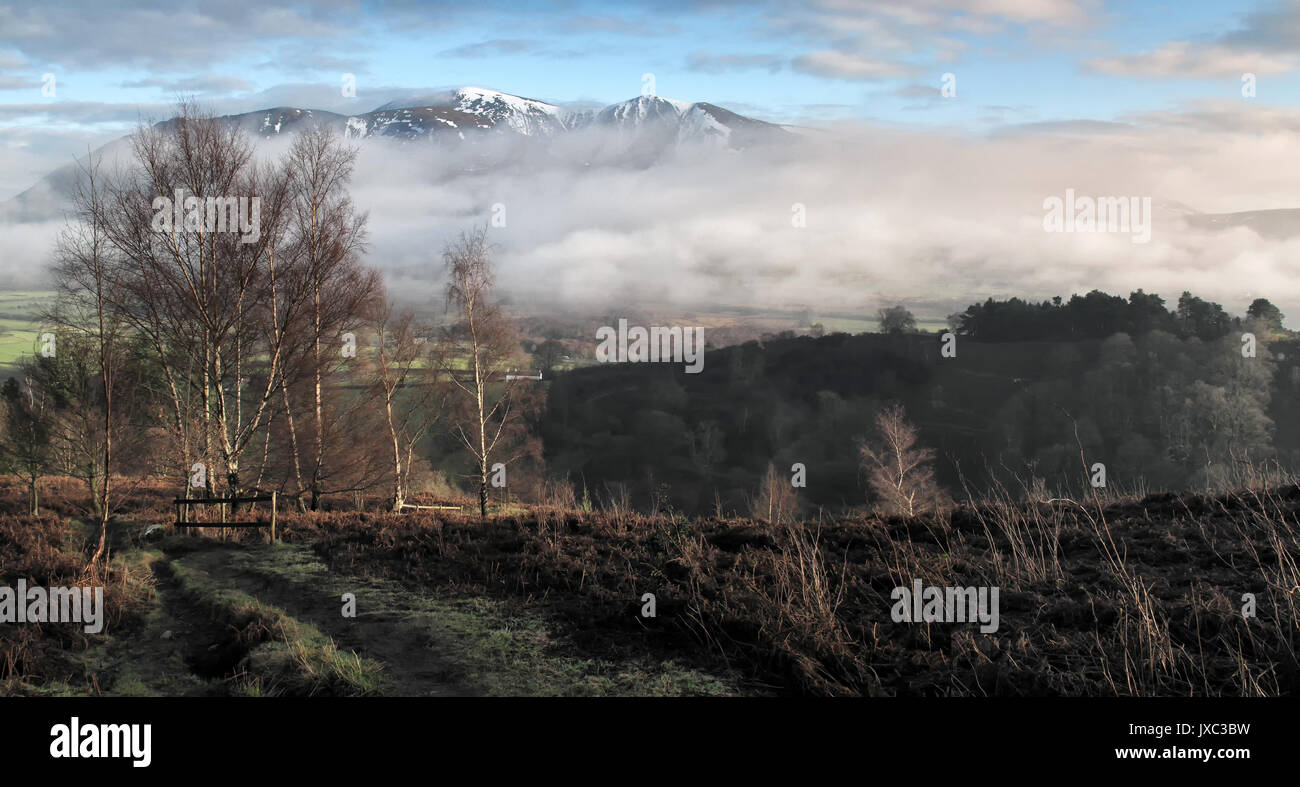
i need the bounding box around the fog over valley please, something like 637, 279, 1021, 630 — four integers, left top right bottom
3, 93, 1299, 324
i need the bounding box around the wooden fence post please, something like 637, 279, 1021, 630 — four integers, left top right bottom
270, 491, 277, 544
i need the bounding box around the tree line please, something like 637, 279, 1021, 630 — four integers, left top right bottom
948, 289, 1286, 343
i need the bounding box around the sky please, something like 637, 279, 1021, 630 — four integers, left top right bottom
1, 0, 1299, 322
2, 0, 1299, 196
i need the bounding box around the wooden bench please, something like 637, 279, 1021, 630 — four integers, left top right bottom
174, 492, 279, 541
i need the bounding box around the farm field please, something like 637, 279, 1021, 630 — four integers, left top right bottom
0, 291, 53, 379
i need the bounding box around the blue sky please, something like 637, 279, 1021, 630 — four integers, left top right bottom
0, 0, 1296, 190
2, 1, 1297, 134
1, 0, 1299, 199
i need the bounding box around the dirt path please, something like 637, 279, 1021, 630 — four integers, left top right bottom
79, 554, 230, 696
156, 539, 741, 697
169, 542, 466, 696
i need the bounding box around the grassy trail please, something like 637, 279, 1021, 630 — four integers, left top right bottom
77, 537, 739, 697
172, 542, 464, 696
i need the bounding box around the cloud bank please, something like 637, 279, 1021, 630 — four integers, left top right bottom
4, 102, 1300, 328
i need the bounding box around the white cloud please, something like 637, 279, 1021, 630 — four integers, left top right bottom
1088, 42, 1298, 79
9, 104, 1300, 324
792, 50, 914, 81
324, 107, 1300, 325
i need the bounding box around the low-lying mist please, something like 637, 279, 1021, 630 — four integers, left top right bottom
4, 102, 1300, 325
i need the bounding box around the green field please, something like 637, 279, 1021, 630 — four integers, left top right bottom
0, 291, 954, 381
0, 291, 54, 379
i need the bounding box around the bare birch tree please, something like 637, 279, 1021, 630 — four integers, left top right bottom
436, 229, 530, 518
368, 300, 446, 512
858, 404, 944, 517
51, 152, 128, 564
282, 125, 377, 510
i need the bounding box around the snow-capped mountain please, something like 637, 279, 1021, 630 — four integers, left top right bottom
575, 95, 789, 165
595, 95, 694, 129
240, 107, 344, 137
179, 88, 783, 148
591, 95, 778, 147
153, 107, 345, 139
439, 87, 567, 136
680, 102, 784, 148
357, 87, 566, 138
343, 106, 491, 141
0, 87, 789, 221
339, 88, 783, 146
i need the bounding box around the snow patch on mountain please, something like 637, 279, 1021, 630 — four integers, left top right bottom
375, 87, 565, 136
679, 104, 732, 144
595, 95, 693, 128
345, 116, 369, 138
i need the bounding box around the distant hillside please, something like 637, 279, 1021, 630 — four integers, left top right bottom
542, 330, 1300, 515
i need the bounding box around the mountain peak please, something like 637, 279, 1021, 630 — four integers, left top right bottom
1, 87, 789, 222
371, 87, 564, 135
375, 86, 556, 111
597, 95, 695, 126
